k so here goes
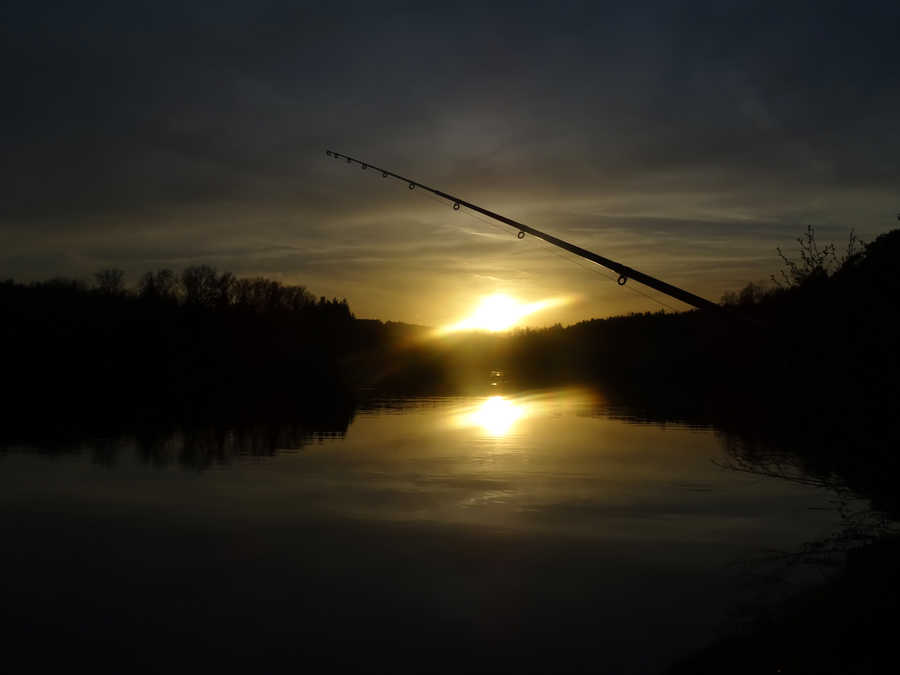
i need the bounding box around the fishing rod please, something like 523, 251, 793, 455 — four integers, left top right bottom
325, 150, 720, 312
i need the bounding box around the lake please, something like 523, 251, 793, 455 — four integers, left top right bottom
0, 387, 854, 673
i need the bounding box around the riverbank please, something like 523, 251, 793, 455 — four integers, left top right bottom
668, 535, 900, 674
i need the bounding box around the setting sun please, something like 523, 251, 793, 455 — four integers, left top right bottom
437, 294, 572, 334
462, 294, 523, 332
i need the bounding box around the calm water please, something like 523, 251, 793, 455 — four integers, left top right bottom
1, 388, 852, 673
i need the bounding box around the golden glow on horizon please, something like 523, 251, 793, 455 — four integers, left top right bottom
436, 294, 573, 334
470, 396, 523, 435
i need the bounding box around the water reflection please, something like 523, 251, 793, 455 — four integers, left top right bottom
468, 395, 524, 435
451, 388, 602, 439
0, 419, 349, 469
0, 387, 866, 675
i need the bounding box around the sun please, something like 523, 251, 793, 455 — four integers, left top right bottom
437, 294, 572, 334
463, 294, 522, 332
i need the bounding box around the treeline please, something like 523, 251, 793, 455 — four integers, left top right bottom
377, 227, 898, 408
0, 266, 358, 430
368, 227, 900, 512
4, 230, 899, 495
57, 264, 352, 316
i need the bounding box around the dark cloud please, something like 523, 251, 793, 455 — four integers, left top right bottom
2, 1, 898, 322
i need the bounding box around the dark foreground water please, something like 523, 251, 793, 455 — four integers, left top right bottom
0, 389, 855, 673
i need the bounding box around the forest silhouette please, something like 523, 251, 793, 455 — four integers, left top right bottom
1, 266, 358, 431
3, 228, 898, 463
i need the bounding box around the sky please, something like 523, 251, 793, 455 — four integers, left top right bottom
3, 0, 899, 326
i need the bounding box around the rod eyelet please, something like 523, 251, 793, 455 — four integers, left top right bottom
408, 183, 415, 190
617, 275, 628, 286
453, 202, 460, 210
517, 231, 525, 239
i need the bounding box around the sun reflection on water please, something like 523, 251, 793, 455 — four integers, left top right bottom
469, 396, 524, 436
451, 388, 601, 439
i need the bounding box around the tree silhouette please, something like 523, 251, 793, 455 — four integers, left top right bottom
94, 268, 126, 295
